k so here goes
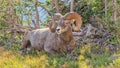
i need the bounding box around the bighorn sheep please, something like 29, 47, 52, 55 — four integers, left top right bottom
20, 12, 82, 55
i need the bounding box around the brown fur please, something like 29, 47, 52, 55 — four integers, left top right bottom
20, 12, 82, 55
20, 28, 75, 54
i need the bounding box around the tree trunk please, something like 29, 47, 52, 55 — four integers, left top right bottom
8, 0, 15, 29
35, 0, 40, 28
113, 0, 117, 24
40, 4, 52, 16
8, 0, 16, 46
53, 0, 59, 13
104, 0, 107, 22
70, 0, 74, 12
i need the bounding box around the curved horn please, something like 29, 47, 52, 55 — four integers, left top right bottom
49, 13, 63, 32
64, 12, 82, 31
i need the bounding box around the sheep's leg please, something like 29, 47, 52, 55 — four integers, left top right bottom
26, 46, 32, 54
20, 40, 30, 55
68, 40, 76, 54
44, 47, 56, 55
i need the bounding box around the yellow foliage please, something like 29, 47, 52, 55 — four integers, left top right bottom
62, 62, 69, 68
80, 45, 91, 54
78, 61, 90, 68
113, 58, 120, 68
78, 55, 85, 60
0, 47, 49, 68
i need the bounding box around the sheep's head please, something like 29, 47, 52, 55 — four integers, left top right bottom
49, 12, 82, 34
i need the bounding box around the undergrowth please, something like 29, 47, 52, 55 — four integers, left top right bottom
0, 24, 120, 68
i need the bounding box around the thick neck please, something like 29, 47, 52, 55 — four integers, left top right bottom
59, 28, 73, 43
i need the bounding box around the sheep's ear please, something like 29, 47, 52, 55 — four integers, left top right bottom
64, 12, 82, 31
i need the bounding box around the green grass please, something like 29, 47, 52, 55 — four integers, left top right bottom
0, 41, 120, 68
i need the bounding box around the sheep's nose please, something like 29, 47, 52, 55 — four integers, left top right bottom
56, 28, 60, 32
